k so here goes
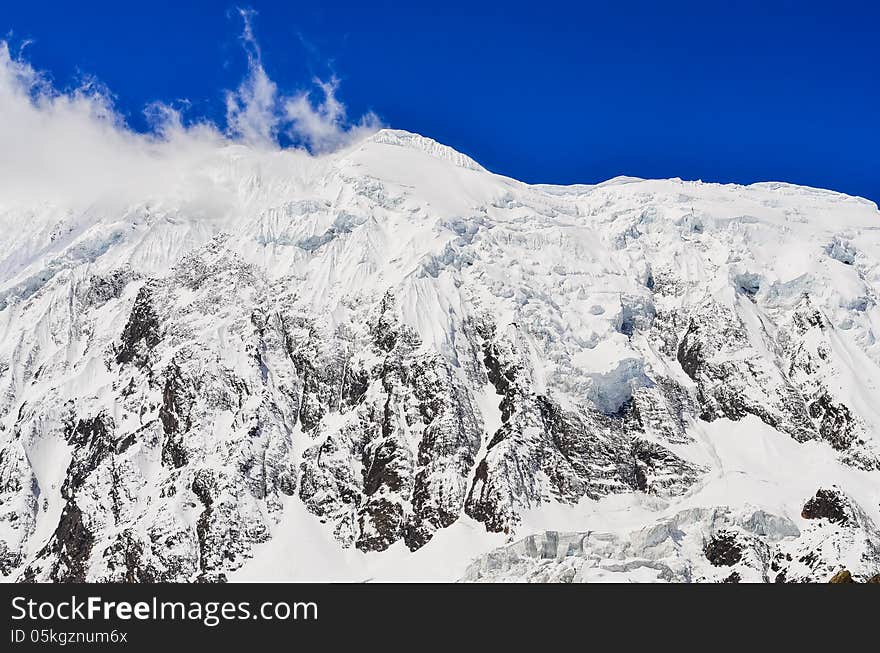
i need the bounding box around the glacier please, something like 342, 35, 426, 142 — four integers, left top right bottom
1, 128, 879, 583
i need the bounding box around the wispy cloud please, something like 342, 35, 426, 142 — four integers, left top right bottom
285, 76, 380, 153
225, 7, 381, 151
224, 7, 280, 147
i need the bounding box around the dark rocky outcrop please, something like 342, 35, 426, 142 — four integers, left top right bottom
115, 285, 161, 366
33, 501, 94, 583
828, 569, 854, 583
704, 531, 743, 567
159, 360, 193, 469
802, 489, 849, 525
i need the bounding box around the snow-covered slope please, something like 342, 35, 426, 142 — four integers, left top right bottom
1, 128, 879, 583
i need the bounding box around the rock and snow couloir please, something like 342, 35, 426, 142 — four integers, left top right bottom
1, 129, 879, 582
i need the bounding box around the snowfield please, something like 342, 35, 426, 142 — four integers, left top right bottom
1, 127, 879, 583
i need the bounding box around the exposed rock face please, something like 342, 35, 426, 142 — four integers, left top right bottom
677, 300, 815, 442
1, 130, 880, 581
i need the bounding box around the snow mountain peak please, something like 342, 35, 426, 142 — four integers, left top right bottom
1, 127, 880, 583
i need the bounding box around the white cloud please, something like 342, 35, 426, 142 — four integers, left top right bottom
0, 11, 382, 209
0, 40, 227, 209
225, 8, 381, 152
224, 7, 280, 147
285, 76, 381, 153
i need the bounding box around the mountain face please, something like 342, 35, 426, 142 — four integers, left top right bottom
1, 129, 879, 583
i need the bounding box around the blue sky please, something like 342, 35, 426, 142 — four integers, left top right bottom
3, 1, 878, 200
